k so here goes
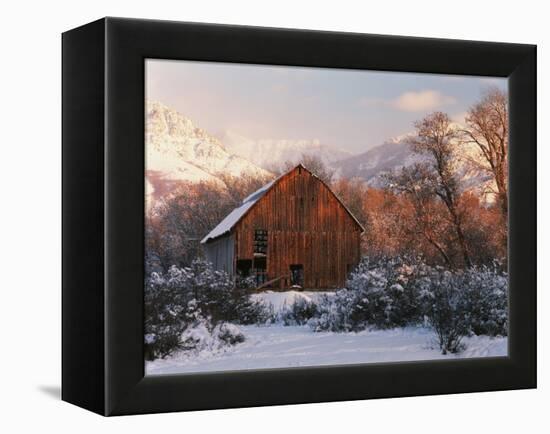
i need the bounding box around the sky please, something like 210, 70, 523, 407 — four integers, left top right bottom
146, 59, 507, 154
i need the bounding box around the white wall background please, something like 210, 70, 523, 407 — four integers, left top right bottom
0, 0, 546, 432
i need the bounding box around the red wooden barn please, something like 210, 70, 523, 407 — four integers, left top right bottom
201, 164, 364, 290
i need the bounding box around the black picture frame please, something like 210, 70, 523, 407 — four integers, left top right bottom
62, 17, 536, 416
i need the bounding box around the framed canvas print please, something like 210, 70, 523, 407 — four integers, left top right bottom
62, 17, 536, 416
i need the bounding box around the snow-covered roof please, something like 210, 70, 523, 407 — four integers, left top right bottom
201, 164, 364, 244
200, 178, 277, 244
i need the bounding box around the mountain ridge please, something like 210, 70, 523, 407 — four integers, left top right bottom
332, 130, 496, 201
145, 101, 496, 208
145, 101, 271, 206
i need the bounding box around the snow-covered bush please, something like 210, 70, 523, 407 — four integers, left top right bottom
417, 263, 508, 353
179, 318, 245, 354
308, 257, 508, 347
461, 264, 508, 337
348, 257, 434, 328
310, 257, 427, 332
172, 259, 269, 325
144, 260, 269, 360
227, 284, 272, 325
144, 267, 194, 360
308, 290, 356, 332
420, 270, 470, 354
279, 297, 318, 326
215, 323, 246, 345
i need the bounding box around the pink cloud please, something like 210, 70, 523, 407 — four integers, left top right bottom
360, 90, 457, 112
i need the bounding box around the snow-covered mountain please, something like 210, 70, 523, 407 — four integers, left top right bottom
145, 100, 496, 208
334, 133, 422, 185
146, 101, 271, 205
333, 132, 496, 201
220, 130, 353, 171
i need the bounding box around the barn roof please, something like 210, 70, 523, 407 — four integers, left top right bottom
200, 164, 364, 244
200, 178, 277, 243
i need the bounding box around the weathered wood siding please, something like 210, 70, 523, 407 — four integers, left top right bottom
234, 166, 362, 289
203, 233, 235, 275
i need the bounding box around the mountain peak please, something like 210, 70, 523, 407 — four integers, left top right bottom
145, 101, 271, 208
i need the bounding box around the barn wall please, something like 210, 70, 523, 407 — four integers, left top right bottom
203, 234, 235, 275
234, 167, 361, 289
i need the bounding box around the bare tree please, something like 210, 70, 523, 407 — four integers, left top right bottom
218, 172, 276, 204
462, 88, 508, 216
147, 181, 236, 269
331, 177, 368, 227
385, 164, 455, 268
411, 112, 472, 267
146, 172, 278, 271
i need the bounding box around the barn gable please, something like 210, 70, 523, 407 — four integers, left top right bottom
201, 164, 364, 244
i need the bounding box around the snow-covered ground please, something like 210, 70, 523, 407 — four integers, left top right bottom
145, 290, 507, 375
251, 290, 330, 312
145, 324, 507, 376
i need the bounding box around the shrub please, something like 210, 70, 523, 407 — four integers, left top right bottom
279, 297, 318, 326
419, 264, 508, 354
179, 317, 245, 354
144, 260, 270, 360
169, 259, 269, 325
308, 291, 356, 332
307, 256, 508, 353
224, 285, 270, 325
144, 267, 195, 360
461, 264, 508, 336
216, 323, 246, 345
420, 270, 470, 354
310, 257, 427, 332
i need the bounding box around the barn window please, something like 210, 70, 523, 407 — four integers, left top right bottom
254, 229, 268, 255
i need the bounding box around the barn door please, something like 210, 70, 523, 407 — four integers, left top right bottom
236, 259, 253, 277
289, 264, 304, 288
253, 257, 267, 286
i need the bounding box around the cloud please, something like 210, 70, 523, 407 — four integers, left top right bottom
360, 90, 457, 112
